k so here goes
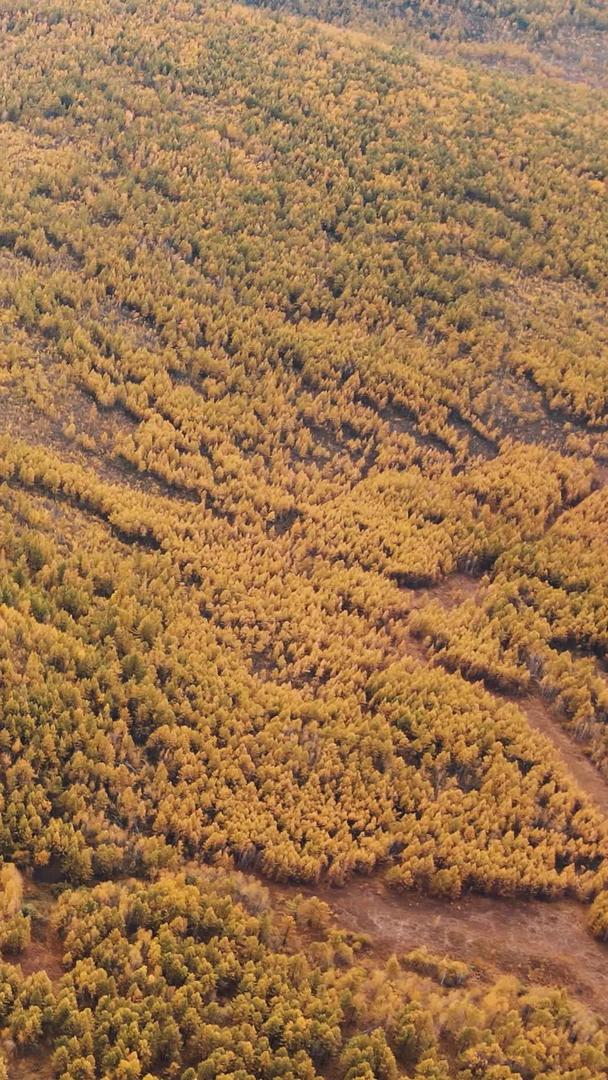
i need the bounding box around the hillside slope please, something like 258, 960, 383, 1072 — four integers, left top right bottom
244, 0, 608, 81
0, 0, 608, 1075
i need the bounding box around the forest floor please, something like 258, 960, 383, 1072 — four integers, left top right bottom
265, 876, 608, 1022
19, 881, 64, 988
9, 885, 67, 1079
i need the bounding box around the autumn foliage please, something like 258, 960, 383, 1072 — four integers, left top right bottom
0, 0, 607, 1073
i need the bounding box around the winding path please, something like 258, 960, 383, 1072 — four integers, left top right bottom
519, 692, 608, 817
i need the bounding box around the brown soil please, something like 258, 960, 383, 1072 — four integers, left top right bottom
19, 879, 65, 987
518, 692, 608, 818
9, 1046, 55, 1080
265, 875, 608, 1021
18, 934, 64, 986
409, 571, 486, 611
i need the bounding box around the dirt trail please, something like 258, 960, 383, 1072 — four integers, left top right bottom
20, 878, 65, 987
266, 876, 608, 1020
518, 692, 608, 818
407, 571, 485, 612
18, 932, 64, 986
409, 569, 608, 819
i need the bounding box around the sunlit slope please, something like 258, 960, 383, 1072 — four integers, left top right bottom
2, 3, 608, 1077
0, 0, 607, 905
244, 0, 608, 81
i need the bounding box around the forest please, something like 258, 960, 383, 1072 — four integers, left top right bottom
244, 0, 608, 81
0, 0, 608, 1075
